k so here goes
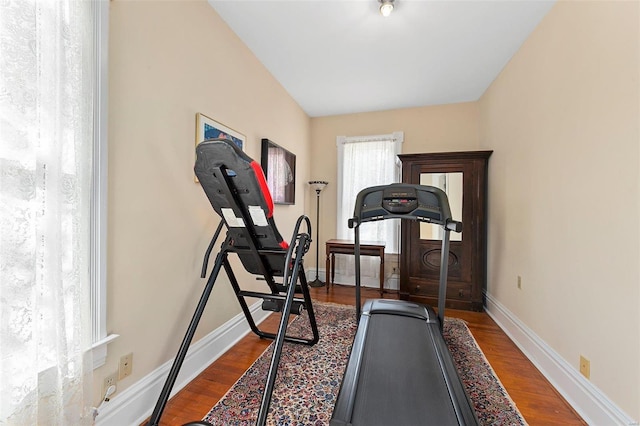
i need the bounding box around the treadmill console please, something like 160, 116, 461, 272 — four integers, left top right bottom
382, 187, 418, 214
353, 183, 460, 228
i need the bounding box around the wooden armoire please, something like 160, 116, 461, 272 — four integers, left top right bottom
398, 151, 492, 311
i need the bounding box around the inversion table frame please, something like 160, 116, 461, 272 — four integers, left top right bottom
330, 183, 479, 426
147, 139, 319, 426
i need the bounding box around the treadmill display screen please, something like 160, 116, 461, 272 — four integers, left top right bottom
382, 187, 418, 213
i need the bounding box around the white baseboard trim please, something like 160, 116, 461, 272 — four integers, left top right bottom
305, 268, 399, 291
95, 301, 269, 426
484, 292, 637, 426
305, 267, 326, 284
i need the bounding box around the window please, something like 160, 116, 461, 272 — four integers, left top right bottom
335, 132, 403, 284
0, 0, 110, 422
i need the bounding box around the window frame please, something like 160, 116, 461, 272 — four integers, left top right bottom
336, 131, 404, 253
90, 0, 118, 370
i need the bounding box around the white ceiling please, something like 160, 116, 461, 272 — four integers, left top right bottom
208, 0, 556, 117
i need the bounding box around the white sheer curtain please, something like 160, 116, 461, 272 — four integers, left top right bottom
1, 0, 95, 423
336, 133, 403, 285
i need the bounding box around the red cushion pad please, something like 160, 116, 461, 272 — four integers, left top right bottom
250, 160, 274, 218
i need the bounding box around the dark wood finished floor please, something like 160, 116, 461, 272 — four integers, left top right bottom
143, 285, 585, 425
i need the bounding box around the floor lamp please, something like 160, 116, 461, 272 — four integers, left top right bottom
308, 180, 328, 287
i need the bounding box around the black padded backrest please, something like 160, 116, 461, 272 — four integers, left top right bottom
194, 139, 289, 275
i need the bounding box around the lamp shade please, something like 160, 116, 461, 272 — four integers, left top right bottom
308, 180, 328, 193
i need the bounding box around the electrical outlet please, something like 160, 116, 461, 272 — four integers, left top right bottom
580, 355, 590, 379
103, 371, 118, 396
119, 353, 133, 380
517, 275, 522, 289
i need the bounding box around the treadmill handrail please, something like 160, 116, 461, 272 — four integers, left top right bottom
349, 183, 462, 322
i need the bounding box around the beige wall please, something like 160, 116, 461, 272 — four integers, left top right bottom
308, 103, 480, 267
479, 1, 639, 419
100, 0, 310, 401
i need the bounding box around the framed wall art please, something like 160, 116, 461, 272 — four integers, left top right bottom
261, 138, 296, 205
195, 113, 245, 150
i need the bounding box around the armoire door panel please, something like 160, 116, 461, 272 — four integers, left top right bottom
399, 151, 491, 312
407, 240, 466, 282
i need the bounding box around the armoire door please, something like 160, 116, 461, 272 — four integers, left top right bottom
398, 151, 491, 311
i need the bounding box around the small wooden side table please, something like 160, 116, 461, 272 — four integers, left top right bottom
325, 239, 386, 297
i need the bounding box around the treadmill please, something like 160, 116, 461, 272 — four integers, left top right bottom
330, 183, 478, 426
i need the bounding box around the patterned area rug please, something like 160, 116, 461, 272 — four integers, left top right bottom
203, 302, 526, 425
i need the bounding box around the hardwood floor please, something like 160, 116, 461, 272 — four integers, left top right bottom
144, 285, 585, 425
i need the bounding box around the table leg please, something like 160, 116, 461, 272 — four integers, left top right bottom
331, 253, 336, 288
379, 250, 384, 297
325, 249, 330, 293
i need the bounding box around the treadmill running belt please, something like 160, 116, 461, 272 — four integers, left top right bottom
350, 314, 459, 425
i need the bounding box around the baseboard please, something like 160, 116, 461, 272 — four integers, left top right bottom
305, 267, 327, 286
306, 267, 399, 291
95, 301, 269, 426
484, 292, 637, 426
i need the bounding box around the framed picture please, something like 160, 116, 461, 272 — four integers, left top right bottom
261, 138, 296, 205
195, 113, 245, 150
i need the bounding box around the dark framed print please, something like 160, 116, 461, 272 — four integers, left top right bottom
261, 138, 296, 205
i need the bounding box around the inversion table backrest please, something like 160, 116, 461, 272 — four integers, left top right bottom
194, 138, 289, 276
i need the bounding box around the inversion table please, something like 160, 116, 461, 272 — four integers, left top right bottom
330, 184, 479, 426
147, 138, 319, 426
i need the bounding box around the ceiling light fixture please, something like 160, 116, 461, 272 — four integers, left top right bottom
379, 0, 395, 17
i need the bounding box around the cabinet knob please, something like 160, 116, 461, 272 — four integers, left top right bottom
459, 289, 464, 297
